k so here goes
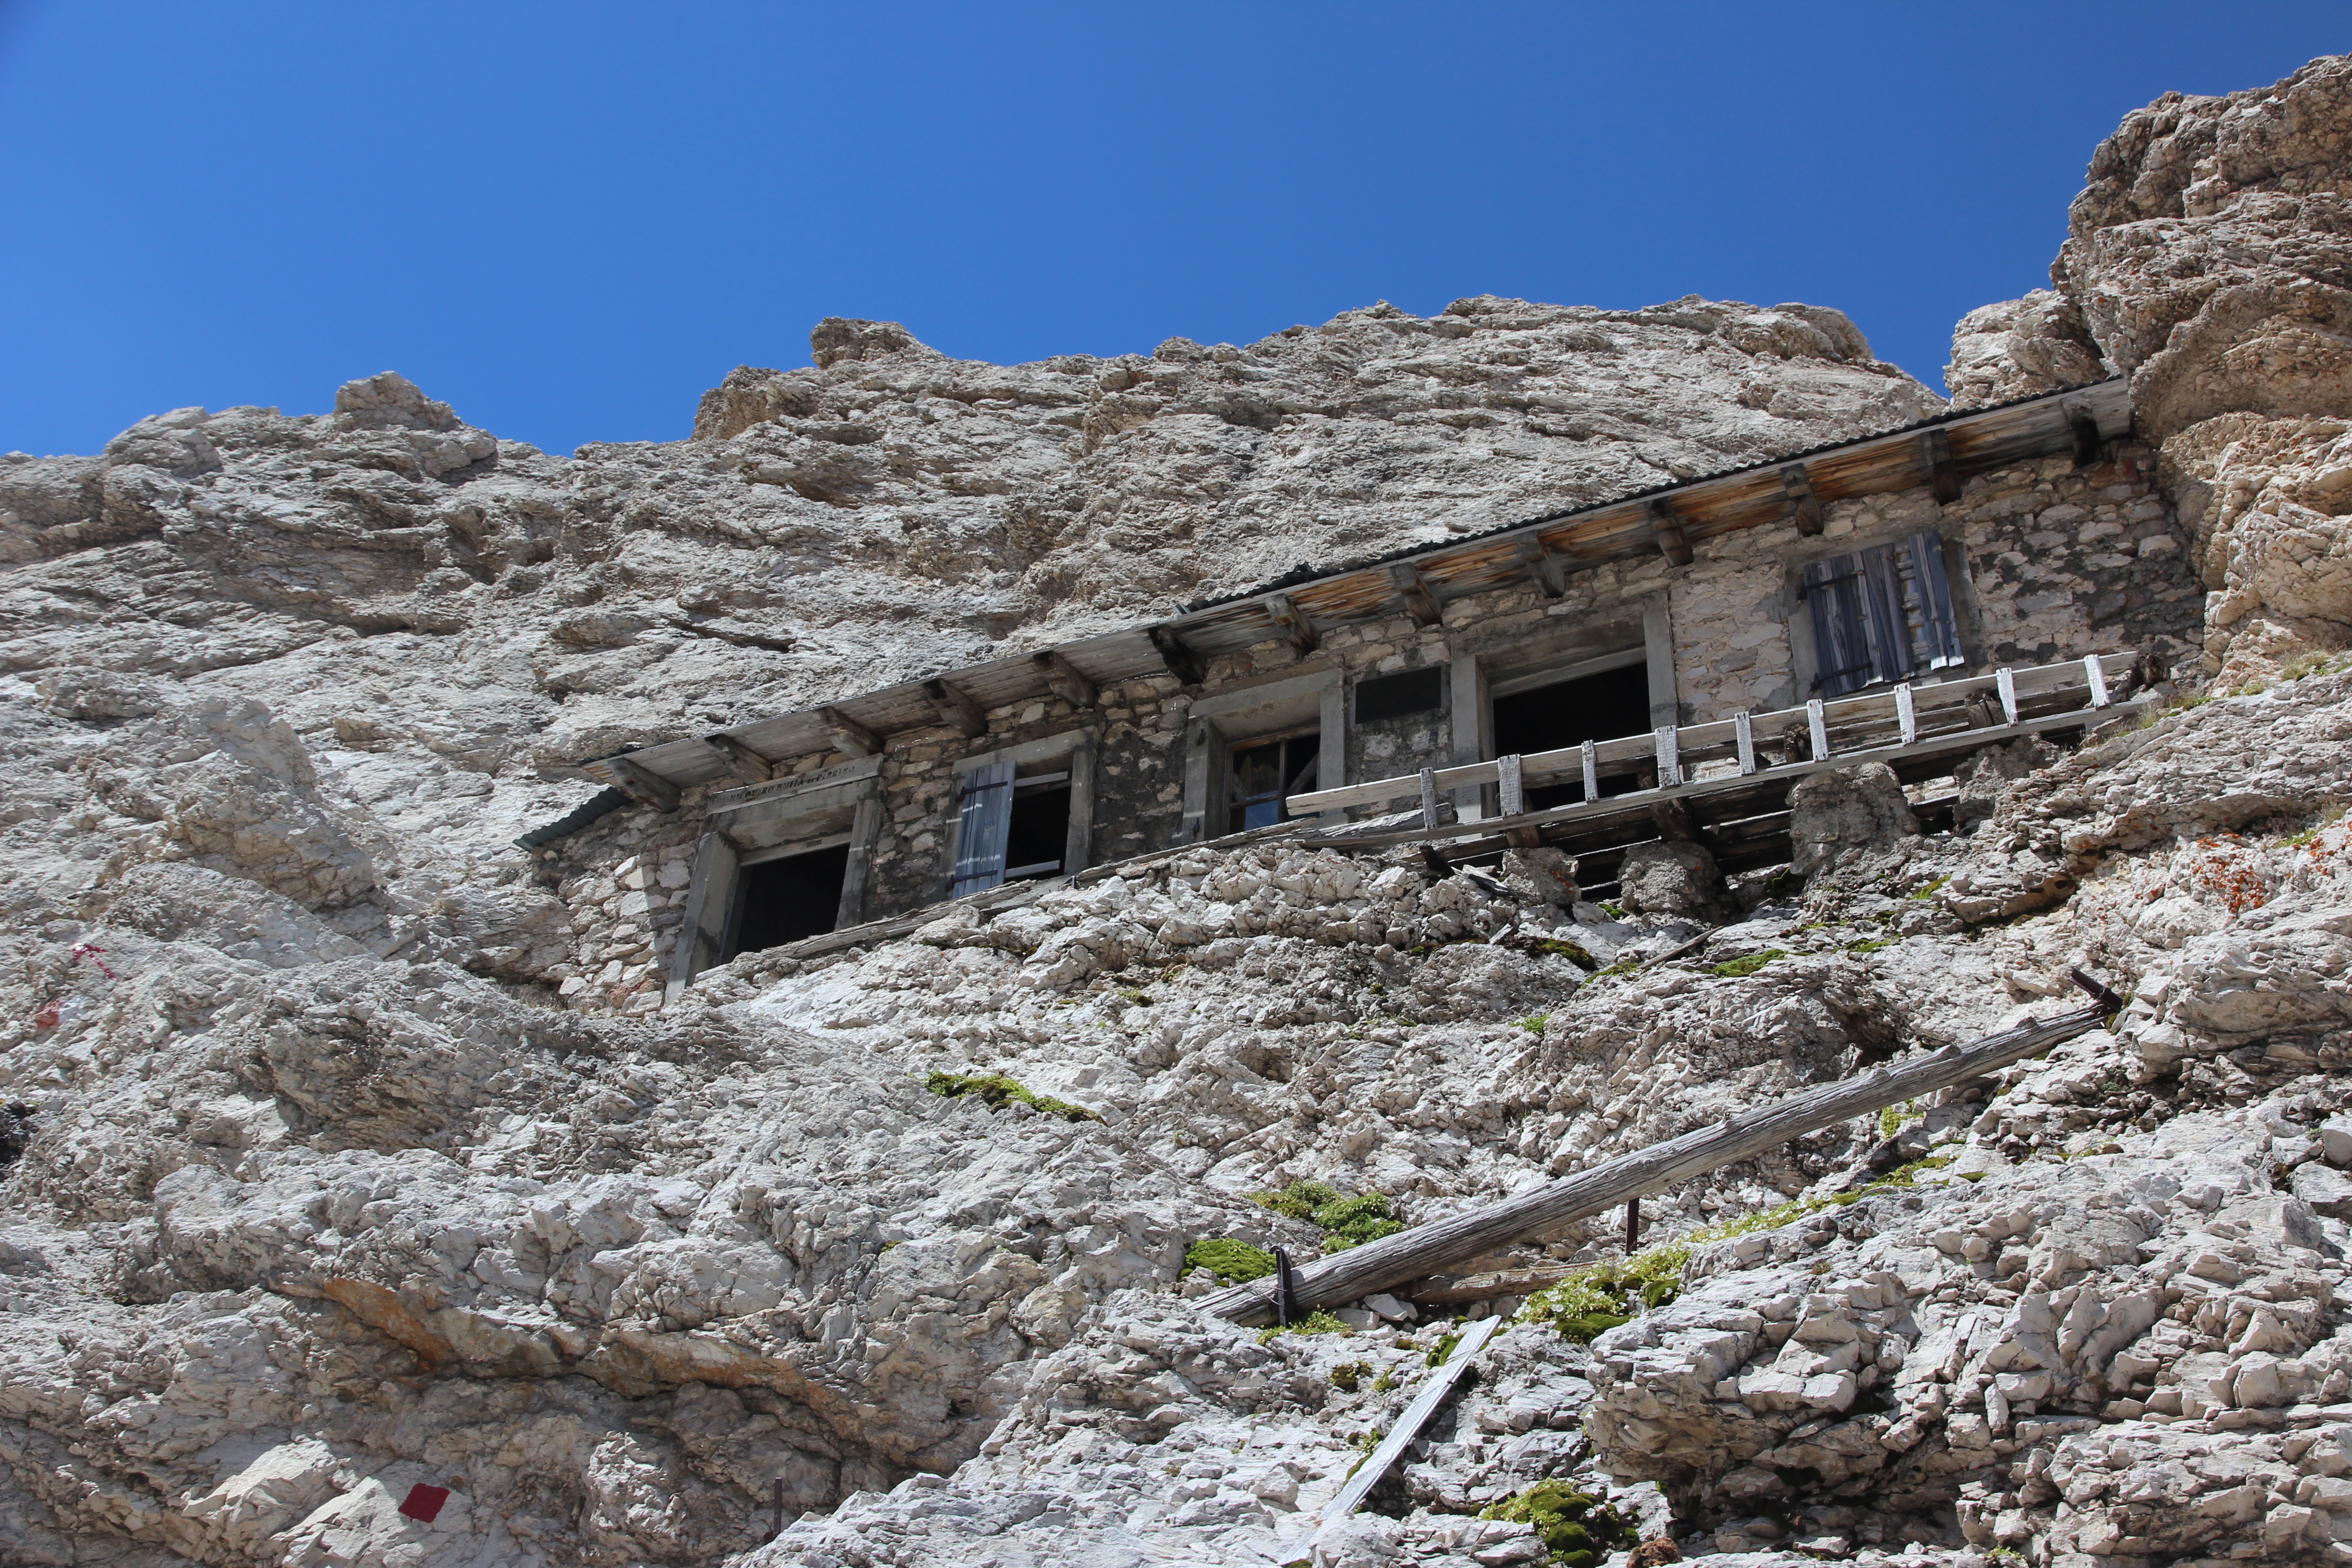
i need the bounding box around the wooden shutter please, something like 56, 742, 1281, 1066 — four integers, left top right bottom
1854, 542, 1916, 686
951, 760, 1015, 897
1906, 529, 1967, 668
1803, 554, 1875, 697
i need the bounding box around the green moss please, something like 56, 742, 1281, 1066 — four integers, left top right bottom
1117, 988, 1153, 1005
1519, 1243, 1690, 1343
924, 1071, 1098, 1122
1245, 1179, 1343, 1222
1538, 940, 1596, 970
2281, 804, 2346, 848
1709, 948, 1786, 978
1329, 1359, 1372, 1392
1517, 1014, 1550, 1035
1243, 1181, 1405, 1254
1256, 1309, 1351, 1344
1878, 1098, 1918, 1140
1588, 959, 1641, 984
1425, 1329, 1462, 1367
1480, 1480, 1639, 1566
1184, 1238, 1275, 1284
1909, 874, 1953, 901
1598, 902, 1627, 919
1844, 937, 1896, 955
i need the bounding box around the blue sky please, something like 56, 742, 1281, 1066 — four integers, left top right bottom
1, 3, 2342, 458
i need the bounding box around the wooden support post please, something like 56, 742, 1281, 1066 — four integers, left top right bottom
2083, 654, 2110, 709
923, 678, 988, 739
592, 754, 681, 813
1263, 593, 1321, 654
1894, 683, 1917, 747
1647, 497, 1694, 566
1807, 698, 1830, 761
1417, 766, 1440, 828
1581, 739, 1600, 802
1734, 711, 1757, 776
1392, 564, 1441, 627
1514, 535, 1566, 598
701, 732, 773, 783
819, 706, 881, 757
1922, 427, 1962, 504
1202, 985, 2116, 1323
1625, 1197, 1641, 1253
1274, 1246, 1299, 1327
1782, 463, 1822, 536
1496, 753, 1524, 816
1652, 725, 1681, 788
1148, 625, 1206, 686
1032, 650, 1097, 709
1997, 666, 2019, 726
2064, 401, 2103, 468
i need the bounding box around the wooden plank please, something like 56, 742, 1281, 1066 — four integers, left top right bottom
1514, 536, 1566, 598
2083, 654, 2109, 709
924, 678, 989, 739
1894, 684, 1917, 747
1308, 1316, 1503, 1535
1808, 698, 1830, 760
1653, 726, 1681, 788
1582, 739, 1600, 801
818, 706, 882, 757
1203, 985, 2116, 1323
701, 732, 774, 783
1149, 625, 1206, 686
1263, 593, 1322, 655
1783, 463, 1822, 536
1404, 1265, 1576, 1307
1496, 753, 1525, 817
1997, 666, 2019, 725
1031, 650, 1098, 709
1735, 711, 1757, 776
1417, 766, 1439, 828
1648, 497, 1695, 566
707, 753, 885, 815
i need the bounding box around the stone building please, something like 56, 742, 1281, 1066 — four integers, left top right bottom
519, 378, 2197, 1011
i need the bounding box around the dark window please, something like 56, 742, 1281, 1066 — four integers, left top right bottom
729, 843, 849, 956
1803, 529, 1967, 698
1227, 731, 1321, 833
954, 761, 1076, 896
1490, 662, 1653, 810
1354, 666, 1444, 724
1003, 779, 1070, 882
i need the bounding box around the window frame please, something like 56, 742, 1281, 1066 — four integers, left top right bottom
1787, 526, 1980, 700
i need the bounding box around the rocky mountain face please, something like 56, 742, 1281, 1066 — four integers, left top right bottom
0, 54, 2349, 1568
1946, 53, 2352, 680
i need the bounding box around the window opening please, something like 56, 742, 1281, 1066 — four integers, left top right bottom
1802, 529, 1967, 697
1490, 663, 1651, 810
1003, 774, 1072, 882
955, 760, 1080, 896
1355, 666, 1443, 724
1227, 730, 1321, 833
727, 843, 850, 956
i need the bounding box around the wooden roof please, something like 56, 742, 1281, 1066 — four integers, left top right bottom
586, 379, 2130, 795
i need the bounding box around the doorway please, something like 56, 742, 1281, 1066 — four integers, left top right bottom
1490, 662, 1652, 809
728, 843, 851, 957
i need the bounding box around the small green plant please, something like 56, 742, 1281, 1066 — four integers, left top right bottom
1588, 959, 1641, 984
1118, 988, 1152, 1006
1538, 939, 1597, 969
1425, 1329, 1463, 1367
1246, 1179, 1343, 1222
1598, 902, 1627, 919
2281, 804, 2346, 848
1844, 936, 1896, 955
1480, 1480, 1639, 1568
1372, 1370, 1398, 1393
924, 1071, 1098, 1122
1909, 874, 1953, 901
1517, 1014, 1550, 1035
1257, 1309, 1351, 1344
1879, 1098, 1918, 1140
1184, 1238, 1275, 1284
1330, 1359, 1372, 1392
1243, 1181, 1406, 1254
1709, 948, 1786, 978
1520, 1242, 1691, 1343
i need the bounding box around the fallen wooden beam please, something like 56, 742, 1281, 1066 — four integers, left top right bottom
1300, 1315, 1502, 1547
1202, 985, 2115, 1323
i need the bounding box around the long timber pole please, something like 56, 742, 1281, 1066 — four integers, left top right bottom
1200, 981, 2116, 1324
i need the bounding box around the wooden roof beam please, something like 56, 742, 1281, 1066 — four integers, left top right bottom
1149, 625, 1206, 686
1263, 593, 1321, 654
818, 706, 882, 756
1032, 649, 1098, 708
2063, 399, 2103, 468
1392, 563, 1441, 627
1781, 464, 1822, 536
1514, 535, 1565, 598
588, 753, 681, 812
1647, 498, 1694, 567
922, 679, 989, 739
701, 732, 774, 782
1922, 428, 1963, 504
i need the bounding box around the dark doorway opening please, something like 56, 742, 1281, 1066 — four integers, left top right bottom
729, 843, 850, 957
1004, 780, 1072, 882
1491, 663, 1653, 809
1227, 731, 1321, 833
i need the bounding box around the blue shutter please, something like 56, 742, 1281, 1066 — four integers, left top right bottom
1856, 542, 1915, 686
1805, 554, 1874, 697
1906, 529, 1968, 668
951, 760, 1015, 897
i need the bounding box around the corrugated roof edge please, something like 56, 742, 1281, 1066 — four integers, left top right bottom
1171, 376, 2128, 617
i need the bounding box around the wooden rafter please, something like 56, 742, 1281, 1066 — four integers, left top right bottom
1392, 563, 1441, 627
1922, 427, 1962, 504
701, 732, 774, 782
589, 753, 681, 813
1514, 535, 1565, 598
2063, 400, 2103, 468
1032, 649, 1098, 708
1648, 496, 1694, 566
1781, 463, 1822, 536
922, 679, 988, 739
1262, 593, 1321, 654
1148, 625, 1206, 686
818, 706, 882, 757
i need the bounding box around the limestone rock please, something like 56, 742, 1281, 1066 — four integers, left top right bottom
1787, 762, 1919, 877
1614, 840, 1724, 918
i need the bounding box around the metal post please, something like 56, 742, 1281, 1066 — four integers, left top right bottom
1624, 1197, 1641, 1253
1274, 1246, 1298, 1326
